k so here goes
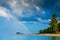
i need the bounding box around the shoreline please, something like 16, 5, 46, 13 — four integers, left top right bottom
17, 34, 60, 36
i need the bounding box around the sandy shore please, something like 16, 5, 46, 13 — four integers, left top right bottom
17, 34, 60, 36
39, 34, 60, 36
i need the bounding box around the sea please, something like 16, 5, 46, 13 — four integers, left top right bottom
16, 36, 60, 40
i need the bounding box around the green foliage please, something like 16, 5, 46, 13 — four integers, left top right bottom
50, 14, 58, 33
52, 36, 58, 40
58, 23, 60, 31
39, 14, 60, 34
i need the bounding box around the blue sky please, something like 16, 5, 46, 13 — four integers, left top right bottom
0, 0, 60, 40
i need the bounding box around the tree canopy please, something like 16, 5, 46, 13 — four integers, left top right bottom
39, 14, 60, 34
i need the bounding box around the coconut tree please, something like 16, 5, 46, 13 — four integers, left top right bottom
50, 14, 58, 33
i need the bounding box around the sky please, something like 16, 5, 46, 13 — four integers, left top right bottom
0, 0, 60, 40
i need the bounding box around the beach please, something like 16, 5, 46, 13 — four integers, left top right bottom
17, 34, 60, 36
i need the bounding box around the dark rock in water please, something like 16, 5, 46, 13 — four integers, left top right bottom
16, 32, 22, 34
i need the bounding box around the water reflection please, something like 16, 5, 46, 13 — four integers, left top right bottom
52, 36, 58, 40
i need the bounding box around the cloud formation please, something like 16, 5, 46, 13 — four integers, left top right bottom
0, 6, 10, 19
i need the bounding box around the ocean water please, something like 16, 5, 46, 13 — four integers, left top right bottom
16, 36, 52, 40
16, 36, 60, 40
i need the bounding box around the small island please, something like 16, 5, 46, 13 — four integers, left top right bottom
39, 14, 60, 34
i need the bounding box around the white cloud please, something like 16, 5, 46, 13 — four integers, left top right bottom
37, 18, 51, 23
7, 0, 45, 18
7, 0, 24, 17
0, 6, 10, 19
0, 9, 8, 17
33, 5, 45, 15
22, 1, 30, 7
28, 21, 38, 24
36, 6, 40, 11
0, 6, 18, 20
37, 18, 41, 21
8, 0, 17, 8
7, 0, 35, 18
33, 5, 40, 11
